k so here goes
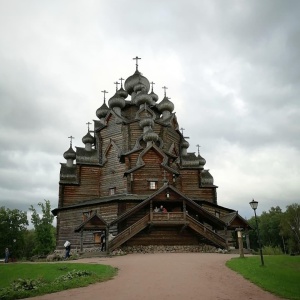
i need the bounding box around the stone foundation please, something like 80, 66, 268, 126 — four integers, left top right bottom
121, 244, 218, 254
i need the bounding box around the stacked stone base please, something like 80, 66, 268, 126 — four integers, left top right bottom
120, 244, 218, 254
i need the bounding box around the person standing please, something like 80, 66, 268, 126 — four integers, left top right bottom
101, 232, 106, 252
4, 248, 9, 263
65, 242, 71, 259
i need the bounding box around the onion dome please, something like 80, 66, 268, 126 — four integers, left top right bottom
149, 90, 159, 102
143, 128, 159, 143
96, 101, 109, 119
63, 146, 76, 160
108, 92, 126, 109
134, 91, 153, 107
116, 87, 128, 99
156, 96, 174, 113
201, 170, 214, 186
124, 70, 150, 95
139, 117, 154, 129
181, 139, 190, 149
82, 132, 94, 145
134, 83, 147, 93
198, 154, 206, 168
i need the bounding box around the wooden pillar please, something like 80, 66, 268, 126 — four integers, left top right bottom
150, 200, 153, 221
183, 200, 186, 221
80, 229, 83, 252
245, 228, 251, 250
236, 229, 244, 258
106, 225, 110, 254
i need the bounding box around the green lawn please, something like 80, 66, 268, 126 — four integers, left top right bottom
226, 255, 300, 300
0, 262, 117, 299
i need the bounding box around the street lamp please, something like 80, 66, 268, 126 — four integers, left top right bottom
249, 199, 264, 266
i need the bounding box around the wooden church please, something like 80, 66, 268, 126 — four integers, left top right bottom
52, 57, 251, 253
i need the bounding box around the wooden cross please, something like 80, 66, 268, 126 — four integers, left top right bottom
114, 81, 119, 91
68, 135, 74, 146
162, 86, 168, 97
196, 144, 201, 156
86, 122, 92, 132
180, 127, 185, 135
132, 56, 141, 70
101, 90, 108, 102
150, 81, 155, 92
119, 77, 124, 88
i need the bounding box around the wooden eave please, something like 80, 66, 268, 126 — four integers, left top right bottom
51, 193, 148, 216
74, 212, 107, 233
197, 200, 235, 213
221, 212, 252, 229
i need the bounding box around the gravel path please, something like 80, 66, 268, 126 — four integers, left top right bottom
30, 253, 281, 300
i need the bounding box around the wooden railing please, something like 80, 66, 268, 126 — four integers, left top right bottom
152, 212, 185, 221
109, 214, 150, 251
186, 215, 227, 249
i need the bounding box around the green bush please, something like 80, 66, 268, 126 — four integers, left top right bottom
262, 246, 283, 255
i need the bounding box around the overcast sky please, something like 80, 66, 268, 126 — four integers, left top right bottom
0, 0, 299, 222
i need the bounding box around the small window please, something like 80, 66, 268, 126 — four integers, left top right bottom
149, 181, 157, 190
109, 187, 116, 195
215, 211, 220, 218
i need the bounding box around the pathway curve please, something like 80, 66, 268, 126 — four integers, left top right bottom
30, 253, 281, 300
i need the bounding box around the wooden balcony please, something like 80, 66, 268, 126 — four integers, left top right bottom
150, 212, 187, 225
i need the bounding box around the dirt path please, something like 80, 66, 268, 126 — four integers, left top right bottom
30, 253, 281, 300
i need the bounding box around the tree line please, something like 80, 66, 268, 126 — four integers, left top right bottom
247, 203, 300, 254
0, 200, 55, 260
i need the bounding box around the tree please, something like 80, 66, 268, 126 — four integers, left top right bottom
0, 207, 28, 259
29, 200, 56, 255
280, 203, 300, 254
259, 206, 283, 249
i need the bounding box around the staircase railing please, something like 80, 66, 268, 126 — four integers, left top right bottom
109, 214, 150, 251
186, 215, 227, 249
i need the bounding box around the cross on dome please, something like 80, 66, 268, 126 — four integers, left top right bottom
132, 56, 141, 71
86, 122, 92, 132
119, 77, 124, 88
162, 86, 168, 97
180, 128, 185, 135
150, 82, 155, 92
114, 81, 120, 91
101, 90, 108, 103
68, 135, 74, 146
196, 144, 201, 156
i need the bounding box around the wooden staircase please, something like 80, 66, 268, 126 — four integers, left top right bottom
109, 214, 150, 251
186, 215, 227, 249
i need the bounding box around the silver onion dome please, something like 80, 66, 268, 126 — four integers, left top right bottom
108, 92, 126, 109
124, 70, 150, 95
143, 128, 159, 143
156, 96, 174, 113
116, 87, 128, 99
82, 132, 94, 145
149, 90, 159, 102
201, 170, 214, 185
198, 154, 206, 168
134, 91, 153, 107
134, 83, 147, 93
63, 146, 76, 160
139, 117, 154, 129
96, 101, 109, 119
181, 138, 190, 149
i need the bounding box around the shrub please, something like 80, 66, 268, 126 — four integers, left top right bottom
262, 246, 283, 255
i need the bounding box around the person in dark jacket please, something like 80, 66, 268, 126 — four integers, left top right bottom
101, 232, 106, 251
65, 244, 71, 259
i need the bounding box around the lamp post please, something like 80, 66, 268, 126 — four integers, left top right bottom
249, 199, 264, 266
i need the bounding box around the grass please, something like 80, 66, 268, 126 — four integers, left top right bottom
0, 262, 117, 299
226, 255, 300, 300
